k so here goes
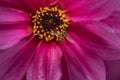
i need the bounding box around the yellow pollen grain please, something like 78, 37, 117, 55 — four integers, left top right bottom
55, 7, 57, 11
36, 11, 40, 14
63, 24, 68, 27
52, 7, 55, 11
63, 19, 69, 22
44, 7, 50, 10
41, 30, 44, 32
37, 21, 40, 24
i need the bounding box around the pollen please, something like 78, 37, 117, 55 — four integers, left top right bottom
32, 7, 69, 42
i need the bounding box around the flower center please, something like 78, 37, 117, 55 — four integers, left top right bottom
32, 7, 69, 41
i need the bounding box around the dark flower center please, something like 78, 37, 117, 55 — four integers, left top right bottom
32, 7, 69, 41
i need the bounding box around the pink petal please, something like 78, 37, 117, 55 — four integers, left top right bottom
0, 7, 32, 50
0, 39, 27, 65
60, 32, 106, 80
27, 41, 62, 80
61, 55, 87, 80
61, 56, 71, 80
23, 0, 56, 11
0, 0, 57, 14
58, 0, 120, 21
102, 11, 120, 37
105, 60, 120, 80
69, 21, 120, 60
0, 25, 32, 50
0, 0, 37, 13
0, 37, 39, 80
116, 6, 120, 11
0, 6, 30, 23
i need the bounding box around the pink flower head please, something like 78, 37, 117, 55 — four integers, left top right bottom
0, 0, 120, 80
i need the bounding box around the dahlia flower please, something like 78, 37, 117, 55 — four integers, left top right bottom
0, 0, 120, 80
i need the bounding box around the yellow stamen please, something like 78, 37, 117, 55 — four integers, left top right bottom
32, 7, 69, 42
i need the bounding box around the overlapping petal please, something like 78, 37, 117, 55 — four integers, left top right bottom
0, 6, 30, 23
24, 0, 56, 10
0, 25, 32, 50
0, 37, 39, 80
69, 21, 120, 60
57, 0, 120, 21
0, 0, 119, 80
0, 7, 32, 50
0, 0, 56, 13
27, 41, 62, 80
0, 0, 38, 13
0, 39, 27, 65
60, 33, 106, 80
61, 55, 87, 80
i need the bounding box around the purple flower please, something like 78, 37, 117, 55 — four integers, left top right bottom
0, 0, 120, 80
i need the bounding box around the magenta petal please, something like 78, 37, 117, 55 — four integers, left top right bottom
0, 25, 32, 50
102, 11, 120, 37
69, 21, 120, 60
0, 0, 57, 15
58, 0, 120, 21
0, 0, 37, 13
0, 7, 32, 50
27, 41, 62, 80
61, 55, 87, 80
0, 6, 30, 23
24, 0, 56, 11
0, 37, 39, 80
0, 39, 27, 65
60, 33, 106, 80
61, 56, 71, 80
105, 60, 120, 80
